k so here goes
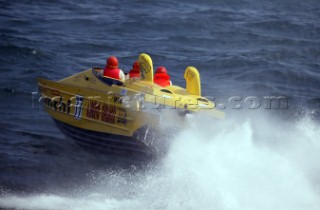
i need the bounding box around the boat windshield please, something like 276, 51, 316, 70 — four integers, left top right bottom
92, 67, 124, 86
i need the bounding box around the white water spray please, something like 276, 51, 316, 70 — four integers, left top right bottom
1, 112, 319, 210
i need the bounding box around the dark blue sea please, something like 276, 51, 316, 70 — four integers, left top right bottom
1, 0, 320, 209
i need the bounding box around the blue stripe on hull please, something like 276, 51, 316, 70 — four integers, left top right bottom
54, 120, 153, 156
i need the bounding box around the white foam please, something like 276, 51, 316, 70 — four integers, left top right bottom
1, 113, 320, 210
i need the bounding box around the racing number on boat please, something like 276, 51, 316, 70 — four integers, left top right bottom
74, 95, 84, 120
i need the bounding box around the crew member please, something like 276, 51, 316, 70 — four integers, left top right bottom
154, 66, 172, 87
103, 56, 125, 81
128, 61, 140, 78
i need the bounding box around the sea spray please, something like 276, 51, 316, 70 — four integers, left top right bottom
1, 113, 319, 210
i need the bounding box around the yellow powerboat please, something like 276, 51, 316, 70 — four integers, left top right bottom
37, 53, 224, 157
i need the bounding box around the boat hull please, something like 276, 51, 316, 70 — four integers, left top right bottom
54, 119, 154, 157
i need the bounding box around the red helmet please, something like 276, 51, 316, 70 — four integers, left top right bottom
132, 61, 140, 71
156, 66, 167, 74
106, 56, 119, 69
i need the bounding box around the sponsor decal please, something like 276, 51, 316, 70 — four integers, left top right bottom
101, 103, 116, 124
86, 100, 100, 120
51, 90, 60, 96
185, 69, 195, 82
120, 89, 127, 96
43, 96, 71, 114
162, 95, 171, 99
86, 99, 127, 126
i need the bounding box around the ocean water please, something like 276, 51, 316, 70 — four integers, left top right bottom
1, 0, 320, 209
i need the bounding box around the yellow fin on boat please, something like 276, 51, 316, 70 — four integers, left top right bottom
184, 66, 201, 96
138, 53, 153, 82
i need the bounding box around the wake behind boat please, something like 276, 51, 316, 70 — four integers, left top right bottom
37, 53, 224, 157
